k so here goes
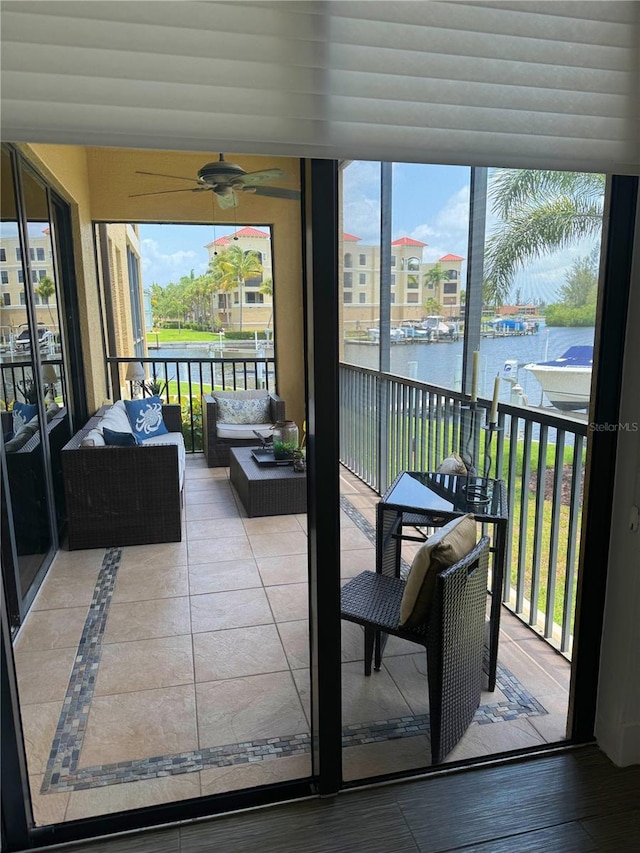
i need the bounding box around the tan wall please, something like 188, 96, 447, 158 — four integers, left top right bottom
15, 146, 306, 430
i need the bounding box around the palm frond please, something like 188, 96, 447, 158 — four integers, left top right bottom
489, 169, 605, 219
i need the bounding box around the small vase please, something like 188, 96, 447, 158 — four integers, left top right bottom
272, 420, 299, 460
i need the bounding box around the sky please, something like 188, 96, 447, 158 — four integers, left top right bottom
133, 162, 601, 305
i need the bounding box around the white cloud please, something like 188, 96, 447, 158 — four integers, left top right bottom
140, 238, 206, 286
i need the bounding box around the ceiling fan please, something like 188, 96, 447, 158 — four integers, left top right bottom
129, 154, 300, 209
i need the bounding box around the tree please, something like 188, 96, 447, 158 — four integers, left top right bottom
423, 297, 442, 315
424, 263, 444, 306
206, 245, 263, 330
545, 248, 599, 326
483, 170, 605, 305
259, 277, 274, 329
35, 275, 56, 325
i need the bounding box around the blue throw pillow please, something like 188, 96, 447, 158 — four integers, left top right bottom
124, 396, 169, 440
12, 401, 38, 434
103, 427, 140, 446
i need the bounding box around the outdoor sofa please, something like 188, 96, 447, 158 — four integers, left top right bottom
202, 389, 285, 467
61, 400, 185, 550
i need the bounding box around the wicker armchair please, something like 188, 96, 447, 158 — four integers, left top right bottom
341, 536, 490, 764
202, 391, 285, 467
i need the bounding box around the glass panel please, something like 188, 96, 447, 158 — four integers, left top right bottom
0, 150, 53, 601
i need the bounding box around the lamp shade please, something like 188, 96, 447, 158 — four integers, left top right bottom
125, 361, 145, 382
42, 364, 58, 384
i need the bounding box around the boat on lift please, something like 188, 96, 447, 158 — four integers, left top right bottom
523, 345, 593, 411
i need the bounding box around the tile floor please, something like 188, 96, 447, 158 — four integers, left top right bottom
12, 455, 571, 826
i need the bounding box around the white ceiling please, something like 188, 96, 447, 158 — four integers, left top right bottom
1, 1, 638, 174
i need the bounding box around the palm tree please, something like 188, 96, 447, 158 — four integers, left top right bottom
423, 263, 444, 312
35, 275, 56, 325
484, 170, 605, 305
207, 245, 263, 330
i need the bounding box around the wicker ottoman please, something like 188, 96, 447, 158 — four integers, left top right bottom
229, 447, 307, 517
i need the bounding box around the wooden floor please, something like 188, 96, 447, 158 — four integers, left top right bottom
34, 746, 639, 852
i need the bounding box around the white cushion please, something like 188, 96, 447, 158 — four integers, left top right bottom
80, 428, 106, 447
141, 431, 186, 489
213, 390, 268, 401
99, 400, 134, 435
215, 396, 271, 425
217, 423, 275, 440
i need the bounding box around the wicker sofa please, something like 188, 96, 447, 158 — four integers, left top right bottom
61, 402, 184, 550
202, 390, 285, 467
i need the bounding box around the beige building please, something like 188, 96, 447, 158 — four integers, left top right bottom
341, 233, 464, 331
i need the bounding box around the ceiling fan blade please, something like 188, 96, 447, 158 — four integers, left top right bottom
251, 186, 301, 200
238, 168, 285, 186
128, 187, 208, 198
135, 170, 202, 184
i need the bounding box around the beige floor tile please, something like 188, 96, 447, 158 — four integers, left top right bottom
185, 488, 234, 507
14, 648, 76, 705
200, 753, 311, 795
265, 583, 308, 622
104, 597, 191, 642
79, 684, 198, 767
190, 588, 273, 633
340, 509, 357, 528
340, 550, 375, 578
184, 501, 241, 522
95, 635, 194, 696
248, 531, 308, 559
31, 574, 99, 611
257, 553, 308, 586
118, 541, 188, 570
277, 620, 310, 669
111, 563, 189, 603
340, 527, 374, 551
497, 639, 569, 698
48, 549, 106, 575
242, 515, 305, 535
186, 518, 246, 541
527, 691, 570, 743
29, 775, 70, 826
14, 606, 88, 652
65, 773, 201, 822
21, 701, 63, 775
193, 625, 288, 682
188, 560, 261, 595
185, 477, 229, 492
196, 671, 308, 748
187, 535, 253, 565
445, 716, 547, 762
343, 735, 432, 781
294, 513, 307, 532
341, 620, 366, 662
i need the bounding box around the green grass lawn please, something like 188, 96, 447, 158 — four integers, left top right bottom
150, 328, 221, 343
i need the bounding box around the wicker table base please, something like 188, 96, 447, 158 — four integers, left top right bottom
229, 447, 307, 517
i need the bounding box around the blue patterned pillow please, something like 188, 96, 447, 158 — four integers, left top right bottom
103, 427, 140, 446
215, 396, 271, 425
124, 396, 169, 440
12, 401, 38, 434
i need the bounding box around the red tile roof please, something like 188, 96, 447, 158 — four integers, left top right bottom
439, 253, 464, 261
210, 235, 231, 246
392, 237, 427, 247
343, 232, 361, 242
231, 226, 270, 239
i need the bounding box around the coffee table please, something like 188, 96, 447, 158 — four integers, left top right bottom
229, 446, 307, 517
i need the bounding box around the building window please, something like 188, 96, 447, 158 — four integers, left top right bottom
29, 248, 35, 261
245, 292, 264, 304
126, 246, 144, 355
34, 293, 40, 305
19, 291, 26, 305
31, 270, 38, 284
17, 270, 23, 284
0, 248, 6, 262
391, 256, 396, 266
0, 271, 8, 284
407, 293, 419, 303
344, 292, 353, 303
344, 253, 353, 268
445, 269, 458, 280
407, 275, 419, 288
344, 272, 353, 287
15, 247, 22, 262
38, 269, 47, 280
2, 293, 10, 306
443, 282, 457, 294
391, 274, 396, 285
359, 273, 366, 285
390, 293, 396, 303
36, 247, 45, 261
406, 257, 420, 271
359, 254, 366, 265
443, 296, 457, 305
359, 293, 366, 303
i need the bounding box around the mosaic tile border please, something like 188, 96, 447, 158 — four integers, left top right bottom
40, 499, 547, 794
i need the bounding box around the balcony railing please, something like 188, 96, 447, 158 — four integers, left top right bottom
108, 355, 276, 453
339, 363, 587, 657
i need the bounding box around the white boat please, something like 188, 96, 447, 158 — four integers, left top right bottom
523, 346, 593, 411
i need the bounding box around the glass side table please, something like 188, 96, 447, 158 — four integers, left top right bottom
376, 471, 508, 691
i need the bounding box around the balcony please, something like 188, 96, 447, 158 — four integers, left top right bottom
8, 353, 577, 824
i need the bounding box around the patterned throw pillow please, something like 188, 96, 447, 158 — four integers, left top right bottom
12, 401, 38, 435
215, 396, 271, 425
124, 396, 169, 439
